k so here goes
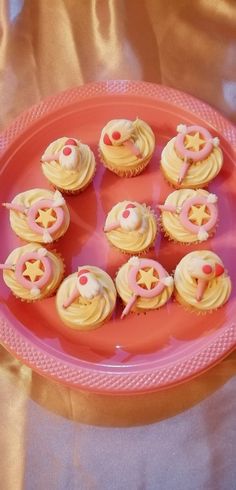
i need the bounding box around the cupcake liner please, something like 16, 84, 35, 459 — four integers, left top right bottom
98, 147, 150, 178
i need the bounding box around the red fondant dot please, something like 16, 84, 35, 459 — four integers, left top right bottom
112, 131, 121, 140
103, 134, 112, 145
126, 203, 136, 209
65, 139, 77, 146
122, 210, 130, 219
215, 263, 224, 277
63, 146, 72, 156
202, 264, 213, 274
79, 275, 88, 285
78, 268, 90, 277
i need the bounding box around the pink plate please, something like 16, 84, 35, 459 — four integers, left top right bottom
0, 80, 236, 394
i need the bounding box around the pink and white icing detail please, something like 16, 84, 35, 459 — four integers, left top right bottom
3, 191, 66, 243
158, 193, 218, 241
0, 248, 52, 297
174, 124, 220, 183
188, 257, 225, 301
63, 269, 102, 308
121, 257, 173, 319
41, 138, 80, 170
104, 203, 147, 234
103, 120, 142, 158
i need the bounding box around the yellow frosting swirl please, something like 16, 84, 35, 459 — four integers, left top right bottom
42, 137, 96, 191
9, 188, 70, 243
115, 261, 174, 311
56, 267, 117, 330
174, 251, 231, 311
161, 189, 216, 243
161, 137, 223, 187
99, 119, 155, 171
104, 201, 157, 253
3, 243, 64, 300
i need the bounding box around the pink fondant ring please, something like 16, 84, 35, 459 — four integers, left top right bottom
15, 251, 52, 292
175, 125, 213, 162
128, 259, 168, 298
179, 195, 218, 235
27, 199, 64, 236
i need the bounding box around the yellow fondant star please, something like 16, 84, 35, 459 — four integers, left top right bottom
23, 260, 44, 282
188, 205, 210, 226
137, 268, 159, 290
35, 208, 56, 228
184, 132, 206, 152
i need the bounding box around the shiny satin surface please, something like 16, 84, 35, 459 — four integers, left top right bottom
1, 1, 236, 489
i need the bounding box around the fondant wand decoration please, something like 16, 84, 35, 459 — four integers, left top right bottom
103, 130, 142, 158
2, 191, 65, 243
121, 258, 174, 319
157, 193, 218, 242
188, 258, 225, 301
41, 138, 80, 170
63, 269, 102, 309
104, 203, 147, 234
175, 124, 220, 184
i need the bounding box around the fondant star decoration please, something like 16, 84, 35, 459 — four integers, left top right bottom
23, 260, 44, 282
35, 208, 57, 228
184, 132, 206, 152
137, 268, 159, 290
189, 205, 210, 226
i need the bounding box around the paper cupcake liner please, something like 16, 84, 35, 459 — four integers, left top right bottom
98, 147, 151, 178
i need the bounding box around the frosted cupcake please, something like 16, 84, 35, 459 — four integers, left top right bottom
41, 137, 96, 194
99, 118, 155, 177
161, 124, 223, 188
0, 243, 64, 301
174, 251, 231, 312
104, 201, 158, 254
3, 188, 70, 244
158, 189, 218, 243
56, 266, 117, 330
115, 257, 174, 319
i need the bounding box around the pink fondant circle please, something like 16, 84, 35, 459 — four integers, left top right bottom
175, 125, 213, 162
180, 195, 218, 234
27, 199, 64, 236
128, 259, 167, 298
15, 251, 52, 290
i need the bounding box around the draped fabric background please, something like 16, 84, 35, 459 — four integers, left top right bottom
0, 1, 236, 489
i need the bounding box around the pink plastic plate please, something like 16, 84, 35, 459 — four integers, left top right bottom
0, 81, 236, 394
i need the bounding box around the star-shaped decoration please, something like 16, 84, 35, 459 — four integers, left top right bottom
137, 268, 159, 289
184, 132, 206, 152
23, 260, 44, 282
35, 208, 57, 228
188, 205, 210, 226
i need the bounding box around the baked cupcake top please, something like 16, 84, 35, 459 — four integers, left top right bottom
174, 250, 231, 311
115, 257, 174, 318
41, 137, 96, 192
3, 188, 70, 244
104, 201, 157, 253
161, 124, 223, 188
158, 189, 218, 243
56, 266, 117, 330
0, 243, 64, 301
99, 118, 155, 170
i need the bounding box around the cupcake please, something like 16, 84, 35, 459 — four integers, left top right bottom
56, 266, 117, 330
115, 257, 174, 319
158, 189, 218, 243
104, 201, 158, 254
0, 243, 64, 301
3, 188, 70, 244
174, 251, 231, 312
99, 118, 155, 177
161, 124, 223, 188
41, 137, 96, 194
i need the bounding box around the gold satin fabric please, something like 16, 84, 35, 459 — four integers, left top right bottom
0, 1, 236, 489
